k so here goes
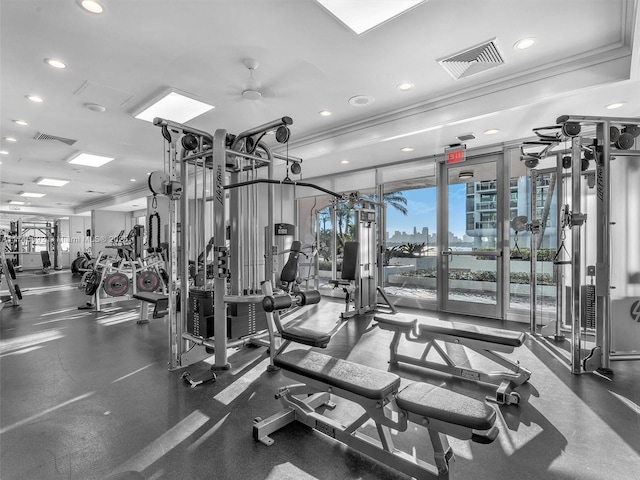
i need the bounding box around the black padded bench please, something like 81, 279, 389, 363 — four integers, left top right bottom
133, 292, 168, 322
375, 314, 530, 405
256, 349, 498, 480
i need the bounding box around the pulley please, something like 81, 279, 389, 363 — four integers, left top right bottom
561, 122, 581, 137
103, 272, 130, 297
275, 125, 290, 144
622, 124, 640, 138
614, 132, 634, 150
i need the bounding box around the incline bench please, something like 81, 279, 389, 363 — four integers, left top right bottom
375, 314, 530, 405
133, 292, 168, 323
254, 338, 499, 479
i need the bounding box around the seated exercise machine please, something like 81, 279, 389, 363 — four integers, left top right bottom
1, 234, 23, 309
330, 240, 396, 320
254, 307, 500, 479
374, 314, 530, 405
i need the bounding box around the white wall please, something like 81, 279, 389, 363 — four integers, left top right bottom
91, 210, 133, 257
69, 215, 92, 260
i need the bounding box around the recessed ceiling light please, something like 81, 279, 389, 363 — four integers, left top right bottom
19, 192, 46, 198
319, 110, 332, 116
68, 152, 115, 167
484, 128, 500, 135
13, 120, 28, 126
26, 95, 44, 103
9, 200, 25, 205
340, 160, 350, 164
606, 102, 625, 110
134, 89, 215, 123
0, 150, 8, 155
36, 177, 70, 187
514, 38, 536, 50
130, 178, 136, 182
348, 95, 375, 107
78, 0, 104, 14
85, 103, 107, 113
401, 147, 414, 152
4, 137, 17, 142
146, 172, 151, 175
45, 58, 67, 69
397, 82, 414, 91
458, 171, 474, 179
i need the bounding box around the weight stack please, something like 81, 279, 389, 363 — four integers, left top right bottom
581, 284, 596, 330
187, 288, 215, 338
227, 302, 268, 339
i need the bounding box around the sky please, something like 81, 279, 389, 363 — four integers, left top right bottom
386, 184, 467, 238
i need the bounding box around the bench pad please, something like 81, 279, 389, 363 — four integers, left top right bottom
275, 350, 400, 400
418, 318, 524, 347
133, 292, 168, 304
374, 314, 417, 329
396, 382, 496, 431
281, 326, 332, 348
375, 314, 524, 348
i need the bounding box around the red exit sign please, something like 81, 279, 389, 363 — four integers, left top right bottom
445, 145, 466, 164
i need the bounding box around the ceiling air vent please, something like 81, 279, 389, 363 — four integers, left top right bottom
438, 38, 504, 80
86, 190, 107, 195
33, 132, 77, 146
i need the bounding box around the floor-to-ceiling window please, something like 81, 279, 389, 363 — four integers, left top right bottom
381, 177, 438, 306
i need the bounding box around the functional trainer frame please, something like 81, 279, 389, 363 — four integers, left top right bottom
529, 114, 640, 374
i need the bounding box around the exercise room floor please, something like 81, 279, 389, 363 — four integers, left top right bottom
1, 271, 639, 480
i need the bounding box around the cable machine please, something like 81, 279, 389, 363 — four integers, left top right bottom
525, 114, 640, 374
149, 116, 344, 371
323, 190, 395, 318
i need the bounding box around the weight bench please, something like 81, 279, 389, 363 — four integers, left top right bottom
254, 348, 498, 480
133, 292, 168, 323
375, 314, 530, 405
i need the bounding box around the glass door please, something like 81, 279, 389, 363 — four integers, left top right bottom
438, 155, 504, 318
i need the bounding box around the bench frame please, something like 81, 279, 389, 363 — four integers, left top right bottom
254, 354, 498, 480
376, 316, 531, 405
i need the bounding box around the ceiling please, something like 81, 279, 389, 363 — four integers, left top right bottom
1, 0, 639, 223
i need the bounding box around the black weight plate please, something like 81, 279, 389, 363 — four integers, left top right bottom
85, 271, 100, 296
71, 257, 84, 275
5, 259, 16, 280
137, 271, 160, 292
14, 284, 22, 300
104, 273, 129, 297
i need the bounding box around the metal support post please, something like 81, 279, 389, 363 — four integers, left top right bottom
555, 154, 565, 339
530, 170, 538, 333
595, 121, 611, 372
376, 184, 386, 289
212, 129, 230, 370
168, 138, 181, 370
178, 151, 189, 369
570, 136, 584, 374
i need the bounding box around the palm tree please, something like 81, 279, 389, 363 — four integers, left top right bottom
364, 191, 409, 216
382, 191, 408, 216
